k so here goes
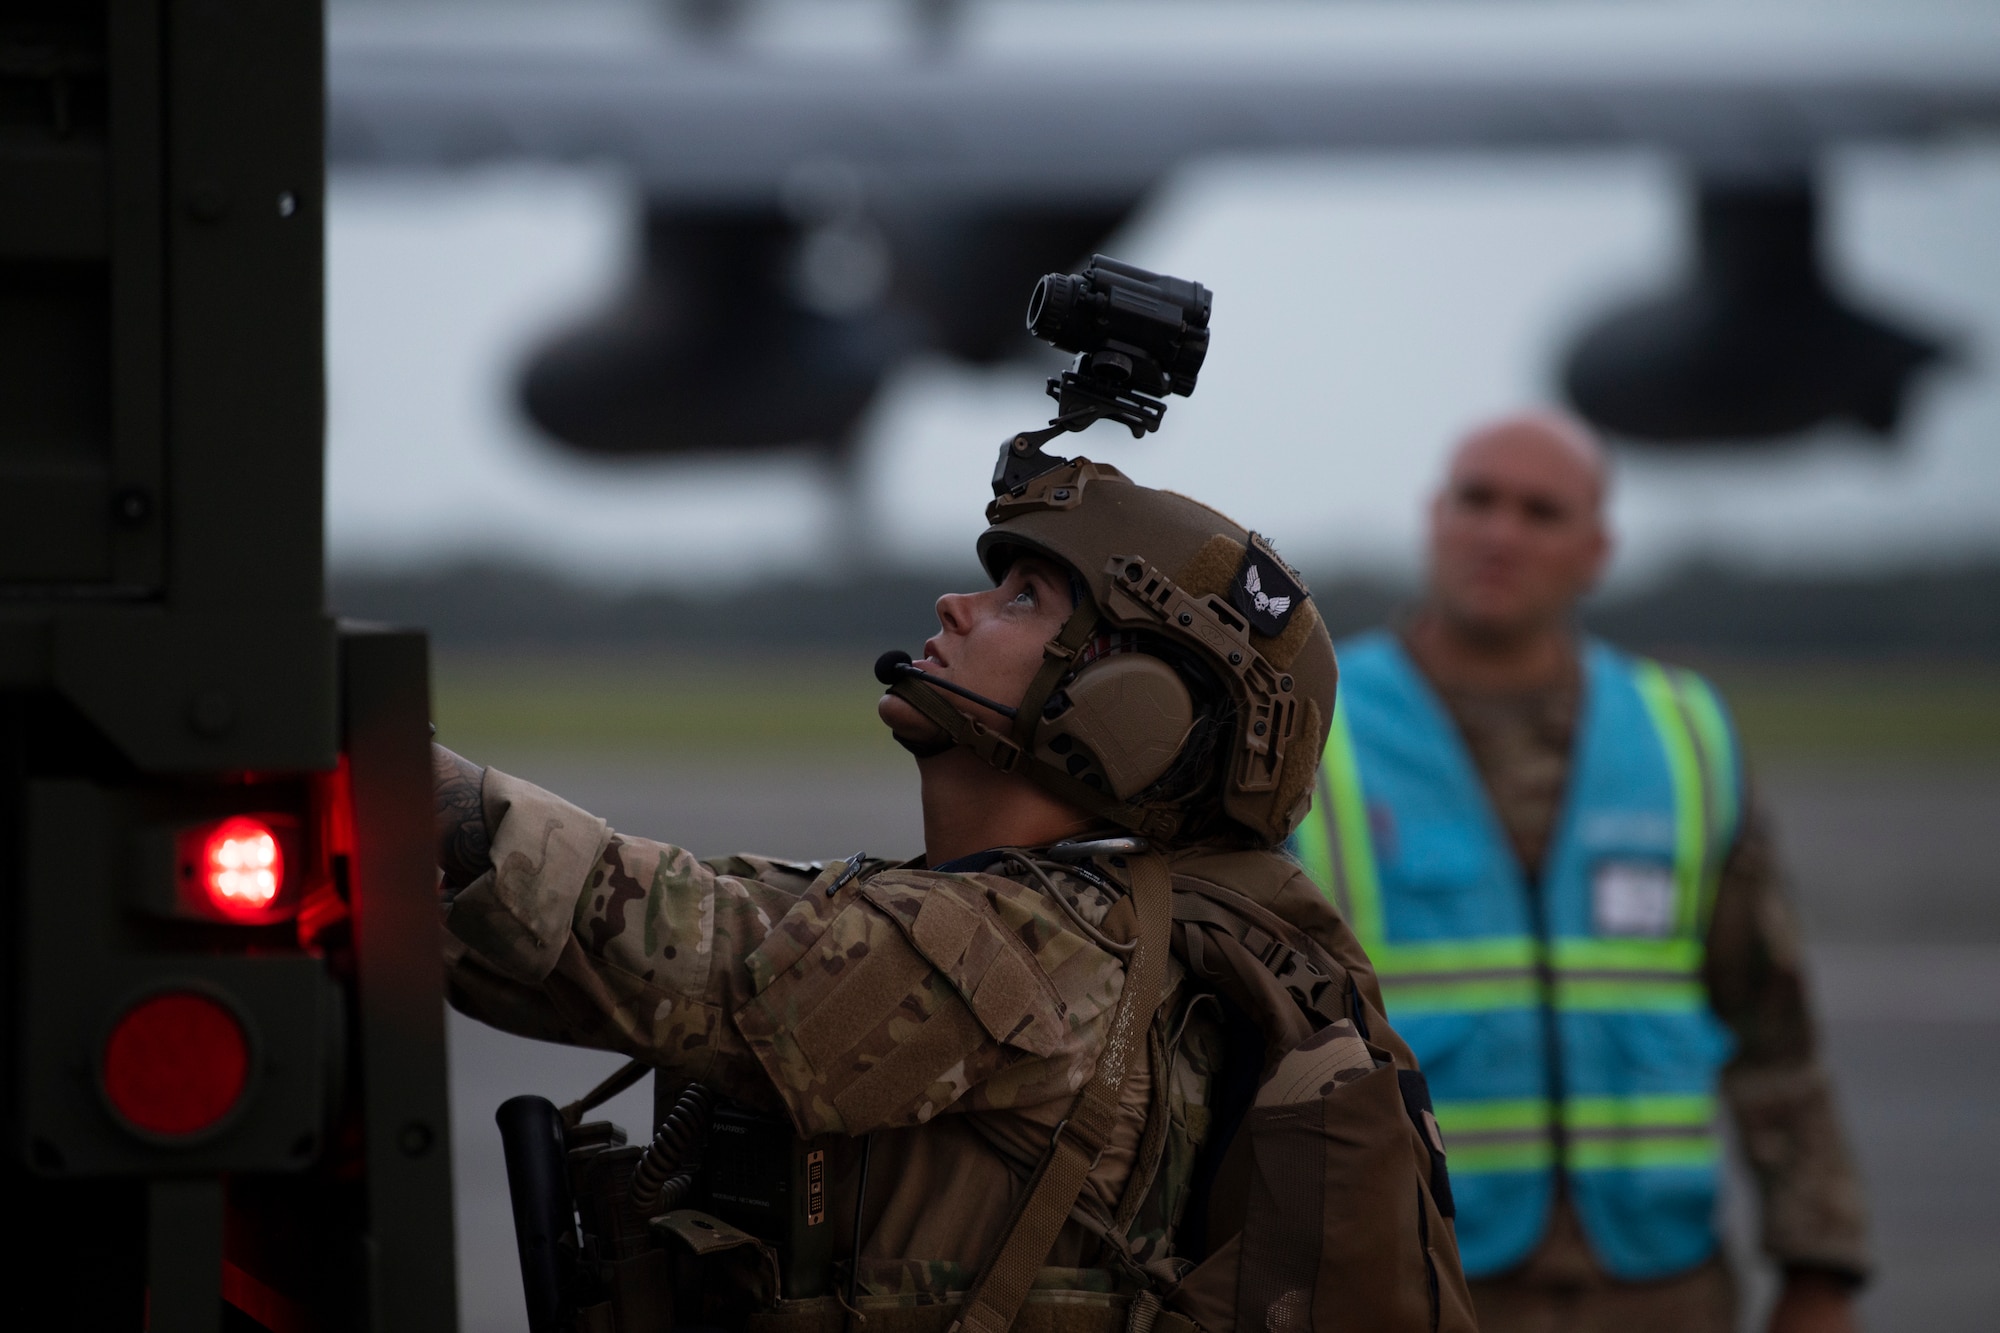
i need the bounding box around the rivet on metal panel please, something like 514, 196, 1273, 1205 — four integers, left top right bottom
112, 487, 152, 527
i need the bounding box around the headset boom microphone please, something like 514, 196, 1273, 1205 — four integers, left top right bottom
873, 650, 1020, 720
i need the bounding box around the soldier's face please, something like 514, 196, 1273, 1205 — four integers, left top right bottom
878, 556, 1076, 745
1426, 420, 1610, 640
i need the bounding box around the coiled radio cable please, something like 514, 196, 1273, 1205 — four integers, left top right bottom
629, 1083, 714, 1216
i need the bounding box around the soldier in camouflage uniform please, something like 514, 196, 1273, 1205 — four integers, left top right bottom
434, 457, 1472, 1333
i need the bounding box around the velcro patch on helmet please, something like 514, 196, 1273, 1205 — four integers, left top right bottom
1230, 534, 1308, 638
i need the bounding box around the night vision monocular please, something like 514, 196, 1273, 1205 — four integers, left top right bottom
995, 255, 1213, 495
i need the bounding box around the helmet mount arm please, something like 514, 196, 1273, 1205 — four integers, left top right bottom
992, 376, 1170, 499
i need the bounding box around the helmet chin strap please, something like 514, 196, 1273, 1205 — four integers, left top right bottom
876, 649, 1010, 758
892, 730, 955, 759
1011, 599, 1102, 751
883, 601, 1182, 841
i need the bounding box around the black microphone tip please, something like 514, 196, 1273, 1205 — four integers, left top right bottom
874, 650, 914, 686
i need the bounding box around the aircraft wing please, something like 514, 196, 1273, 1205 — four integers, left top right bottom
329, 1, 2000, 200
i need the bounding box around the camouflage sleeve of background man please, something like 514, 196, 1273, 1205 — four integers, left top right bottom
1703, 792, 1872, 1282
442, 768, 1127, 1133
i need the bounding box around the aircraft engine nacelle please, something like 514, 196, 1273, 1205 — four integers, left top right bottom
516, 200, 1131, 459
1563, 173, 1952, 445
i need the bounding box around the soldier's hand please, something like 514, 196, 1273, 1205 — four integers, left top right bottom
432, 742, 491, 897
1766, 1270, 1860, 1333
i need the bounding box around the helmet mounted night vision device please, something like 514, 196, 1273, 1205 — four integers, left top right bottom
880, 253, 1334, 849
995, 255, 1212, 495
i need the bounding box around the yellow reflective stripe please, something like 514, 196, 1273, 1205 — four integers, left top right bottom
1439, 1095, 1714, 1133
1374, 936, 1541, 1013
1321, 707, 1384, 945
1376, 936, 1707, 1010
1432, 1097, 1718, 1173
1672, 669, 1740, 935
1551, 936, 1702, 974
1565, 1094, 1715, 1129
1382, 977, 1543, 1013
1553, 977, 1706, 1012
1435, 1098, 1555, 1174
1632, 661, 1707, 938
1434, 1099, 1552, 1133
1292, 766, 1337, 902
1372, 936, 1539, 976
1449, 1141, 1558, 1173
1569, 1137, 1720, 1171
1675, 672, 1741, 845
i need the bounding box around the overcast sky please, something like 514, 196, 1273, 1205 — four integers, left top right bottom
326, 139, 2000, 591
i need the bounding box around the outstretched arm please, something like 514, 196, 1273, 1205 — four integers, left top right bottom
438, 767, 1121, 1134
432, 743, 492, 896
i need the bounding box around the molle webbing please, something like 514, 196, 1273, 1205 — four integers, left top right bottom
1170, 887, 1348, 1032
947, 854, 1173, 1333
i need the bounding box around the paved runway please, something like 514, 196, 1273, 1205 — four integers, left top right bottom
442, 752, 2000, 1333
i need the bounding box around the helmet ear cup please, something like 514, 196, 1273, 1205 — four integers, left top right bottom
1034, 655, 1195, 801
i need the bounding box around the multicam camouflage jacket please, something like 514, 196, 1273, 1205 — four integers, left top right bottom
443, 766, 1232, 1295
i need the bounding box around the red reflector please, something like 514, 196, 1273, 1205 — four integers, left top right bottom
203, 816, 284, 915
102, 992, 250, 1137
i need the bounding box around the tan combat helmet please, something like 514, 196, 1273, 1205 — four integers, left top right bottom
888, 457, 1337, 847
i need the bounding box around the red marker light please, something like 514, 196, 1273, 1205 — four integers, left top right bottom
203, 816, 284, 915
102, 991, 251, 1138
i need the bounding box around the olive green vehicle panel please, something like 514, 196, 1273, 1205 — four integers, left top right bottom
1, 6, 455, 1331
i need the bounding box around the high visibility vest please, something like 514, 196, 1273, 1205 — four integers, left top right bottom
1290, 632, 1743, 1280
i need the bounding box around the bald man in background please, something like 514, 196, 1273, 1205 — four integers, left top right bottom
1290, 413, 1868, 1333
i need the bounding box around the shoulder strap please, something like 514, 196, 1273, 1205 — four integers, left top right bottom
949, 852, 1174, 1333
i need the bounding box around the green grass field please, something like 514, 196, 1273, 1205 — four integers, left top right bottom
432, 653, 905, 757
432, 652, 2000, 762
1702, 663, 2000, 760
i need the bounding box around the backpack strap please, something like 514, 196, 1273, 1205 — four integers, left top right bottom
949, 852, 1174, 1333
1172, 886, 1350, 1030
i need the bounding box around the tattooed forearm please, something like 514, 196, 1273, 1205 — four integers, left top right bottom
433, 743, 492, 892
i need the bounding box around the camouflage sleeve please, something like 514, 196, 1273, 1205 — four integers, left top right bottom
1704, 794, 1872, 1281
444, 770, 1126, 1133
733, 867, 1126, 1137
443, 767, 826, 1106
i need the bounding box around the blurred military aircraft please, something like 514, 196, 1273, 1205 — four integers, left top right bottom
328, 0, 2000, 458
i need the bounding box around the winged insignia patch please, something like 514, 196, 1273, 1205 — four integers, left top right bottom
1244, 564, 1291, 618
1229, 533, 1308, 638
